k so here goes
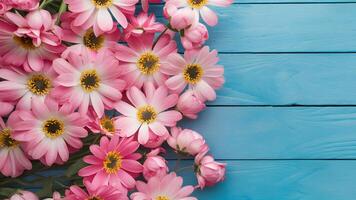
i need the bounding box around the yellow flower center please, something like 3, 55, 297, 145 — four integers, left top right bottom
27, 74, 52, 96
137, 52, 160, 75
100, 116, 115, 134
137, 105, 157, 124
87, 197, 103, 200
187, 0, 207, 8
80, 69, 101, 93
156, 196, 170, 200
103, 151, 122, 174
0, 128, 18, 148
183, 64, 204, 84
13, 36, 36, 50
42, 118, 65, 138
83, 29, 105, 51
92, 0, 113, 8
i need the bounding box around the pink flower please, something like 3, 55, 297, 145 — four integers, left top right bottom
143, 148, 168, 180
115, 34, 177, 88
0, 10, 64, 71
0, 2, 11, 14
65, 0, 138, 36
167, 127, 208, 156
78, 135, 143, 190
7, 191, 38, 200
163, 46, 224, 101
143, 130, 168, 149
0, 101, 13, 116
65, 184, 128, 200
43, 192, 62, 200
61, 12, 121, 58
165, 0, 233, 26
181, 23, 208, 50
141, 0, 161, 12
194, 150, 226, 189
177, 90, 206, 119
52, 50, 125, 118
0, 113, 32, 177
164, 3, 195, 30
87, 108, 121, 137
11, 99, 88, 166
124, 13, 164, 40
0, 65, 57, 110
114, 85, 182, 144
131, 172, 197, 200
5, 0, 39, 11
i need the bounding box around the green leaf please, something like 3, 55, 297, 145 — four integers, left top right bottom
65, 158, 87, 177
36, 177, 53, 198
0, 187, 17, 198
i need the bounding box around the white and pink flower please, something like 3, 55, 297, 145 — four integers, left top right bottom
65, 184, 128, 200
65, 0, 138, 36
131, 172, 197, 200
52, 50, 125, 118
11, 99, 88, 166
168, 127, 208, 156
163, 46, 224, 101
115, 34, 177, 88
0, 10, 64, 71
7, 190, 38, 200
181, 22, 208, 50
114, 85, 182, 144
124, 13, 164, 40
177, 90, 206, 119
142, 148, 168, 180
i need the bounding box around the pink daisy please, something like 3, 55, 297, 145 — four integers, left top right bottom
78, 135, 143, 190
131, 172, 197, 200
124, 13, 164, 40
65, 184, 128, 200
0, 65, 56, 110
114, 84, 182, 144
165, 0, 233, 26
11, 99, 88, 166
61, 12, 121, 58
0, 113, 32, 177
0, 101, 13, 116
65, 0, 138, 36
0, 10, 64, 72
87, 107, 122, 137
163, 46, 224, 101
115, 34, 177, 88
52, 50, 125, 118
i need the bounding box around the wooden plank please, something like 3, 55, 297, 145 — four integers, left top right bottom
176, 160, 356, 200
212, 53, 356, 105
153, 4, 356, 52
179, 107, 356, 159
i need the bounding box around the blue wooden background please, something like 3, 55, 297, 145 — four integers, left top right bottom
173, 1, 356, 199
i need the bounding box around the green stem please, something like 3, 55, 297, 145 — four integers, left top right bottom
39, 0, 54, 8
152, 27, 168, 50
56, 1, 67, 25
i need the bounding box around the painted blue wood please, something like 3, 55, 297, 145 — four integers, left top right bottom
212, 53, 356, 105
175, 160, 356, 200
153, 4, 356, 52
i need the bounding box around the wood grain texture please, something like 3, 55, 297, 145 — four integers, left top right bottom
213, 53, 356, 105
154, 4, 356, 52
179, 107, 356, 159
176, 160, 356, 200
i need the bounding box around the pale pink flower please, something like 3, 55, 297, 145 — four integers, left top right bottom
131, 172, 197, 200
124, 13, 164, 40
0, 113, 32, 177
7, 191, 38, 200
0, 2, 11, 14
0, 10, 64, 71
143, 148, 168, 180
52, 50, 125, 118
163, 46, 224, 101
65, 0, 138, 36
11, 99, 88, 166
65, 184, 128, 200
115, 34, 177, 88
43, 192, 62, 200
164, 2, 195, 30
181, 23, 208, 50
114, 85, 182, 144
87, 108, 121, 137
78, 135, 143, 190
194, 150, 226, 189
0, 64, 57, 110
165, 0, 233, 26
5, 0, 39, 11
0, 101, 13, 116
168, 127, 208, 156
141, 0, 161, 12
143, 130, 168, 148
177, 90, 206, 119
61, 12, 121, 58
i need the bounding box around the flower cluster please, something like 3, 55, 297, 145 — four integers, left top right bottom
0, 0, 232, 198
